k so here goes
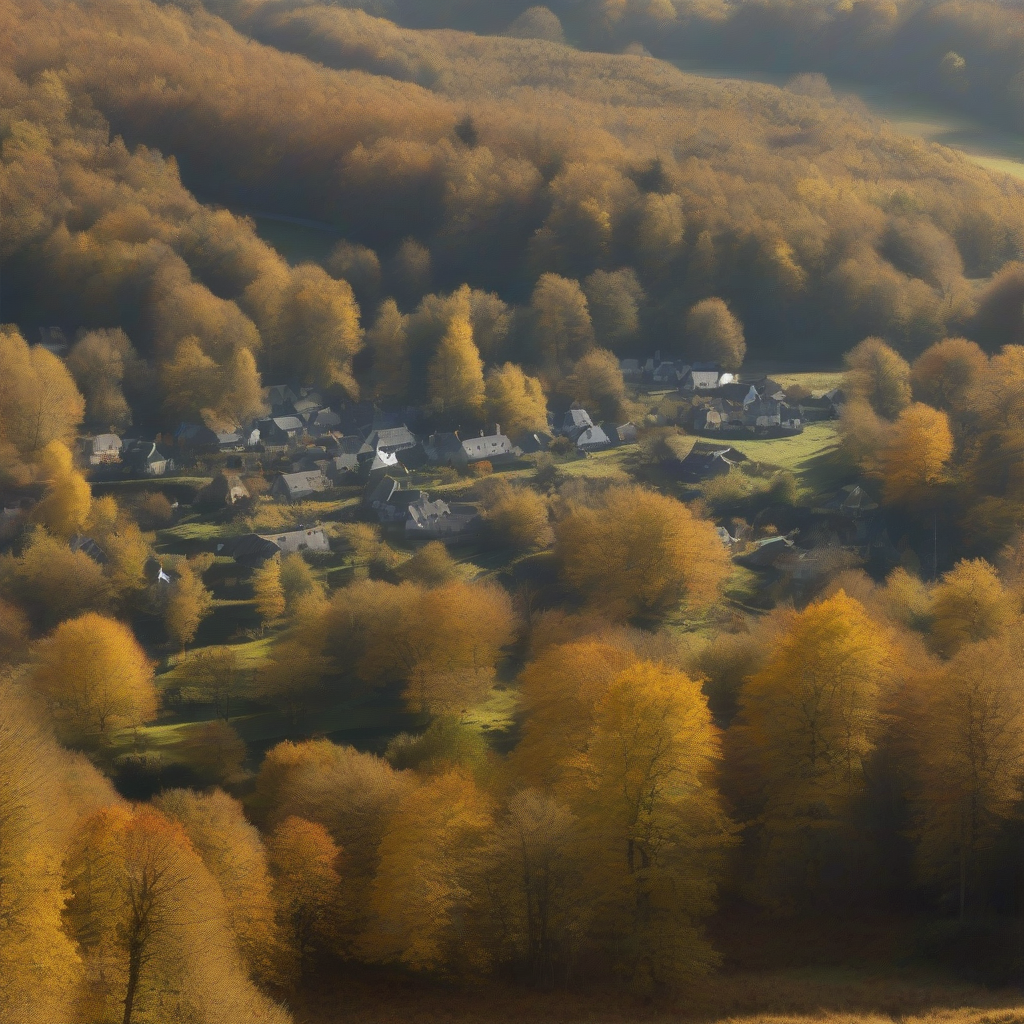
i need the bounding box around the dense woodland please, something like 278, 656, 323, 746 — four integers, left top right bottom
8, 1, 1024, 1023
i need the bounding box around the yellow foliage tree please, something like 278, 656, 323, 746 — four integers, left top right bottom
685, 297, 746, 371
483, 362, 548, 437
843, 336, 912, 420
556, 485, 729, 621
366, 298, 410, 403
29, 612, 157, 746
912, 637, 1024, 917
864, 402, 953, 508
478, 478, 552, 551
930, 558, 1013, 656
165, 559, 214, 649
569, 661, 731, 991
528, 272, 594, 375
156, 788, 283, 986
267, 816, 343, 983
426, 314, 485, 422
563, 347, 629, 422
360, 770, 495, 976
252, 557, 285, 621
733, 592, 889, 907
32, 440, 92, 538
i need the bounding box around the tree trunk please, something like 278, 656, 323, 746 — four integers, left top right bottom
122, 945, 142, 1024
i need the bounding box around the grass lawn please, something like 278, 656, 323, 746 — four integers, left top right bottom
721, 421, 850, 497
555, 445, 637, 481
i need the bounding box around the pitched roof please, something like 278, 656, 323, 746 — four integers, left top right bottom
461, 432, 515, 461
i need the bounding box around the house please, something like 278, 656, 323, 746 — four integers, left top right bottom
614, 422, 638, 444
223, 534, 282, 568
271, 470, 327, 501
817, 484, 879, 518
123, 440, 174, 477
653, 360, 691, 385
663, 445, 742, 482
364, 474, 401, 512
516, 430, 554, 454
265, 385, 298, 415
576, 425, 612, 452
365, 425, 418, 455
69, 535, 107, 563
198, 472, 250, 507
461, 429, 519, 465
258, 526, 330, 556
683, 363, 723, 390
561, 408, 594, 441
258, 416, 305, 446
304, 408, 342, 436
174, 422, 220, 449
329, 453, 360, 482
424, 432, 465, 466
87, 433, 122, 465
737, 534, 796, 568
619, 358, 643, 380
405, 495, 480, 539
367, 449, 400, 476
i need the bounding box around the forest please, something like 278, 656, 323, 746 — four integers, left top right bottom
7, 1, 1024, 1023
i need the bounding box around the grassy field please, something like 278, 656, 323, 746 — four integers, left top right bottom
722, 422, 847, 496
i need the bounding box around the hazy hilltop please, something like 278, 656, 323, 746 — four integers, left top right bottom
6, 0, 1024, 379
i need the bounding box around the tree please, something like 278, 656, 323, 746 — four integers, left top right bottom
252, 557, 285, 621
156, 788, 283, 986
176, 645, 241, 720
32, 440, 92, 538
864, 402, 953, 508
930, 558, 1012, 657
0, 325, 84, 470
360, 770, 495, 976
0, 684, 86, 1024
0, 528, 110, 628
426, 314, 485, 422
66, 327, 137, 429
556, 485, 729, 622
0, 597, 29, 666
514, 638, 635, 789
685, 298, 746, 371
65, 805, 198, 1024
365, 299, 410, 403
478, 478, 552, 551
483, 363, 548, 437
563, 347, 629, 422
326, 239, 381, 311
583, 268, 644, 347
280, 553, 322, 611
569, 661, 730, 990
843, 336, 912, 419
732, 592, 889, 907
397, 541, 462, 587
165, 559, 214, 650
910, 337, 988, 415
178, 720, 248, 786
267, 816, 343, 983
29, 612, 157, 747
912, 637, 1024, 917
389, 237, 432, 307
528, 273, 595, 374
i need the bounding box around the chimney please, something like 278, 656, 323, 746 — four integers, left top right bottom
495, 423, 500, 436
480, 429, 484, 437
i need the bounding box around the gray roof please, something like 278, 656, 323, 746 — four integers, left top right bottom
368, 426, 417, 450
275, 471, 326, 496
271, 416, 304, 432
576, 425, 611, 449
461, 432, 515, 461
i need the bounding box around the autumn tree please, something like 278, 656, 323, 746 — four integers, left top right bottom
930, 558, 1013, 657
910, 337, 988, 416
360, 770, 495, 976
280, 552, 322, 611
29, 612, 157, 747
0, 528, 110, 628
732, 592, 890, 907
685, 298, 746, 371
0, 325, 84, 476
427, 314, 485, 422
252, 557, 286, 621
568, 662, 731, 990
178, 720, 248, 786
483, 362, 548, 437
327, 239, 382, 311
365, 298, 410, 403
563, 347, 629, 422
0, 684, 86, 1024
912, 637, 1024, 917
156, 788, 282, 986
32, 440, 92, 538
528, 273, 595, 375
176, 645, 241, 720
584, 268, 644, 348
165, 557, 214, 650
267, 816, 344, 983
863, 402, 953, 508
397, 541, 462, 587
478, 478, 552, 551
556, 485, 729, 622
844, 336, 912, 419
67, 327, 139, 429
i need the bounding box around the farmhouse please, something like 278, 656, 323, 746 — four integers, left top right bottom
271, 470, 327, 501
